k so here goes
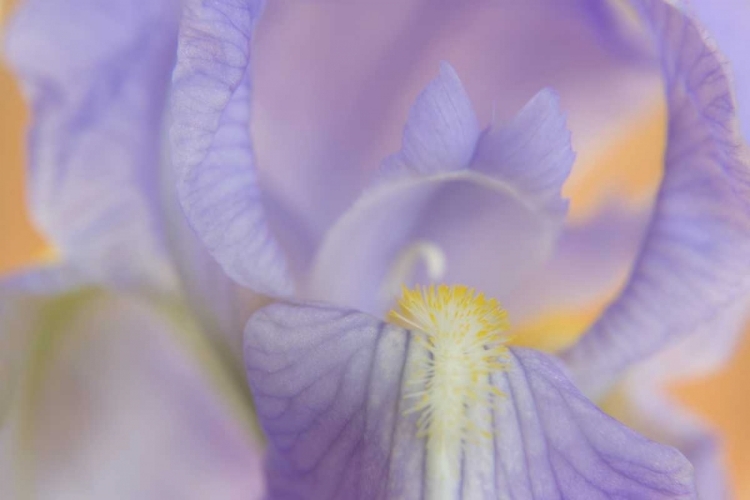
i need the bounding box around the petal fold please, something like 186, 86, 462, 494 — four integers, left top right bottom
170, 0, 292, 296
308, 172, 556, 315
563, 0, 750, 396
244, 301, 697, 499
310, 74, 574, 315
4, 0, 180, 293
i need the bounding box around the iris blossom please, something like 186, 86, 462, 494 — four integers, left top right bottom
2, 0, 750, 498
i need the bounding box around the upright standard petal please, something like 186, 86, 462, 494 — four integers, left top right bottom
562, 0, 750, 396
379, 62, 480, 179
250, 0, 657, 248
170, 0, 292, 296
309, 69, 574, 315
4, 0, 180, 293
245, 301, 696, 500
472, 89, 573, 221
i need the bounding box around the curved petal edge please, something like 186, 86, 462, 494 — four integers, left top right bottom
244, 301, 696, 499
563, 0, 750, 396
169, 0, 292, 296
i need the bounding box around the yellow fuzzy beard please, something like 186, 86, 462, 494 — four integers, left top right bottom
389, 285, 511, 497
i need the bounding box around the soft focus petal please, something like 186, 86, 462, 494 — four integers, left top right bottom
563, 0, 750, 396
252, 0, 660, 248
4, 0, 180, 293
308, 171, 557, 316
379, 62, 479, 179
309, 81, 574, 315
245, 301, 696, 499
608, 383, 729, 500
0, 291, 43, 423
606, 305, 746, 499
472, 88, 573, 221
170, 0, 292, 297
508, 205, 650, 350
606, 296, 750, 498
0, 291, 264, 499
688, 0, 750, 140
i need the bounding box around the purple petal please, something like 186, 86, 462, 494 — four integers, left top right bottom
472, 88, 574, 221
1, 291, 264, 499
4, 0, 180, 293
161, 149, 271, 362
562, 0, 750, 396
379, 62, 480, 179
612, 294, 750, 500
307, 171, 557, 316
170, 0, 293, 297
689, 0, 750, 140
245, 301, 697, 499
506, 205, 650, 330
251, 1, 659, 257
309, 79, 574, 315
617, 381, 730, 500
0, 266, 88, 296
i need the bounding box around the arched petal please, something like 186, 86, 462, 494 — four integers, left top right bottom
562, 0, 750, 396
379, 62, 480, 179
4, 0, 180, 293
307, 171, 556, 316
170, 0, 292, 296
244, 301, 697, 500
472, 88, 574, 220
251, 0, 658, 248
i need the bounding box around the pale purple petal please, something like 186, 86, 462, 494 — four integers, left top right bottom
170, 0, 293, 296
618, 382, 729, 500
563, 0, 750, 396
0, 266, 88, 296
689, 0, 750, 140
307, 172, 557, 316
309, 79, 574, 315
613, 295, 750, 497
472, 88, 574, 221
379, 62, 480, 179
4, 0, 180, 293
161, 144, 271, 363
0, 292, 264, 499
252, 1, 660, 250
245, 301, 697, 499
506, 205, 650, 328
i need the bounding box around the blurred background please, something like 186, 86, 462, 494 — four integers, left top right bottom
1, 0, 749, 497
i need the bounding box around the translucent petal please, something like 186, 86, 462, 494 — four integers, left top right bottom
245, 301, 697, 499
170, 0, 292, 296
4, 0, 180, 293
563, 0, 750, 396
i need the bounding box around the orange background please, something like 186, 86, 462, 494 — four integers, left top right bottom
1, 1, 748, 496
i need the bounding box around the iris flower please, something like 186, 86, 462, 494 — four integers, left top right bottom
2, 0, 750, 498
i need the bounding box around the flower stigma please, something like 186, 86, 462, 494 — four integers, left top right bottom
388, 284, 511, 499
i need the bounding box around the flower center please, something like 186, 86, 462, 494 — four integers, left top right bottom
388, 284, 510, 499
